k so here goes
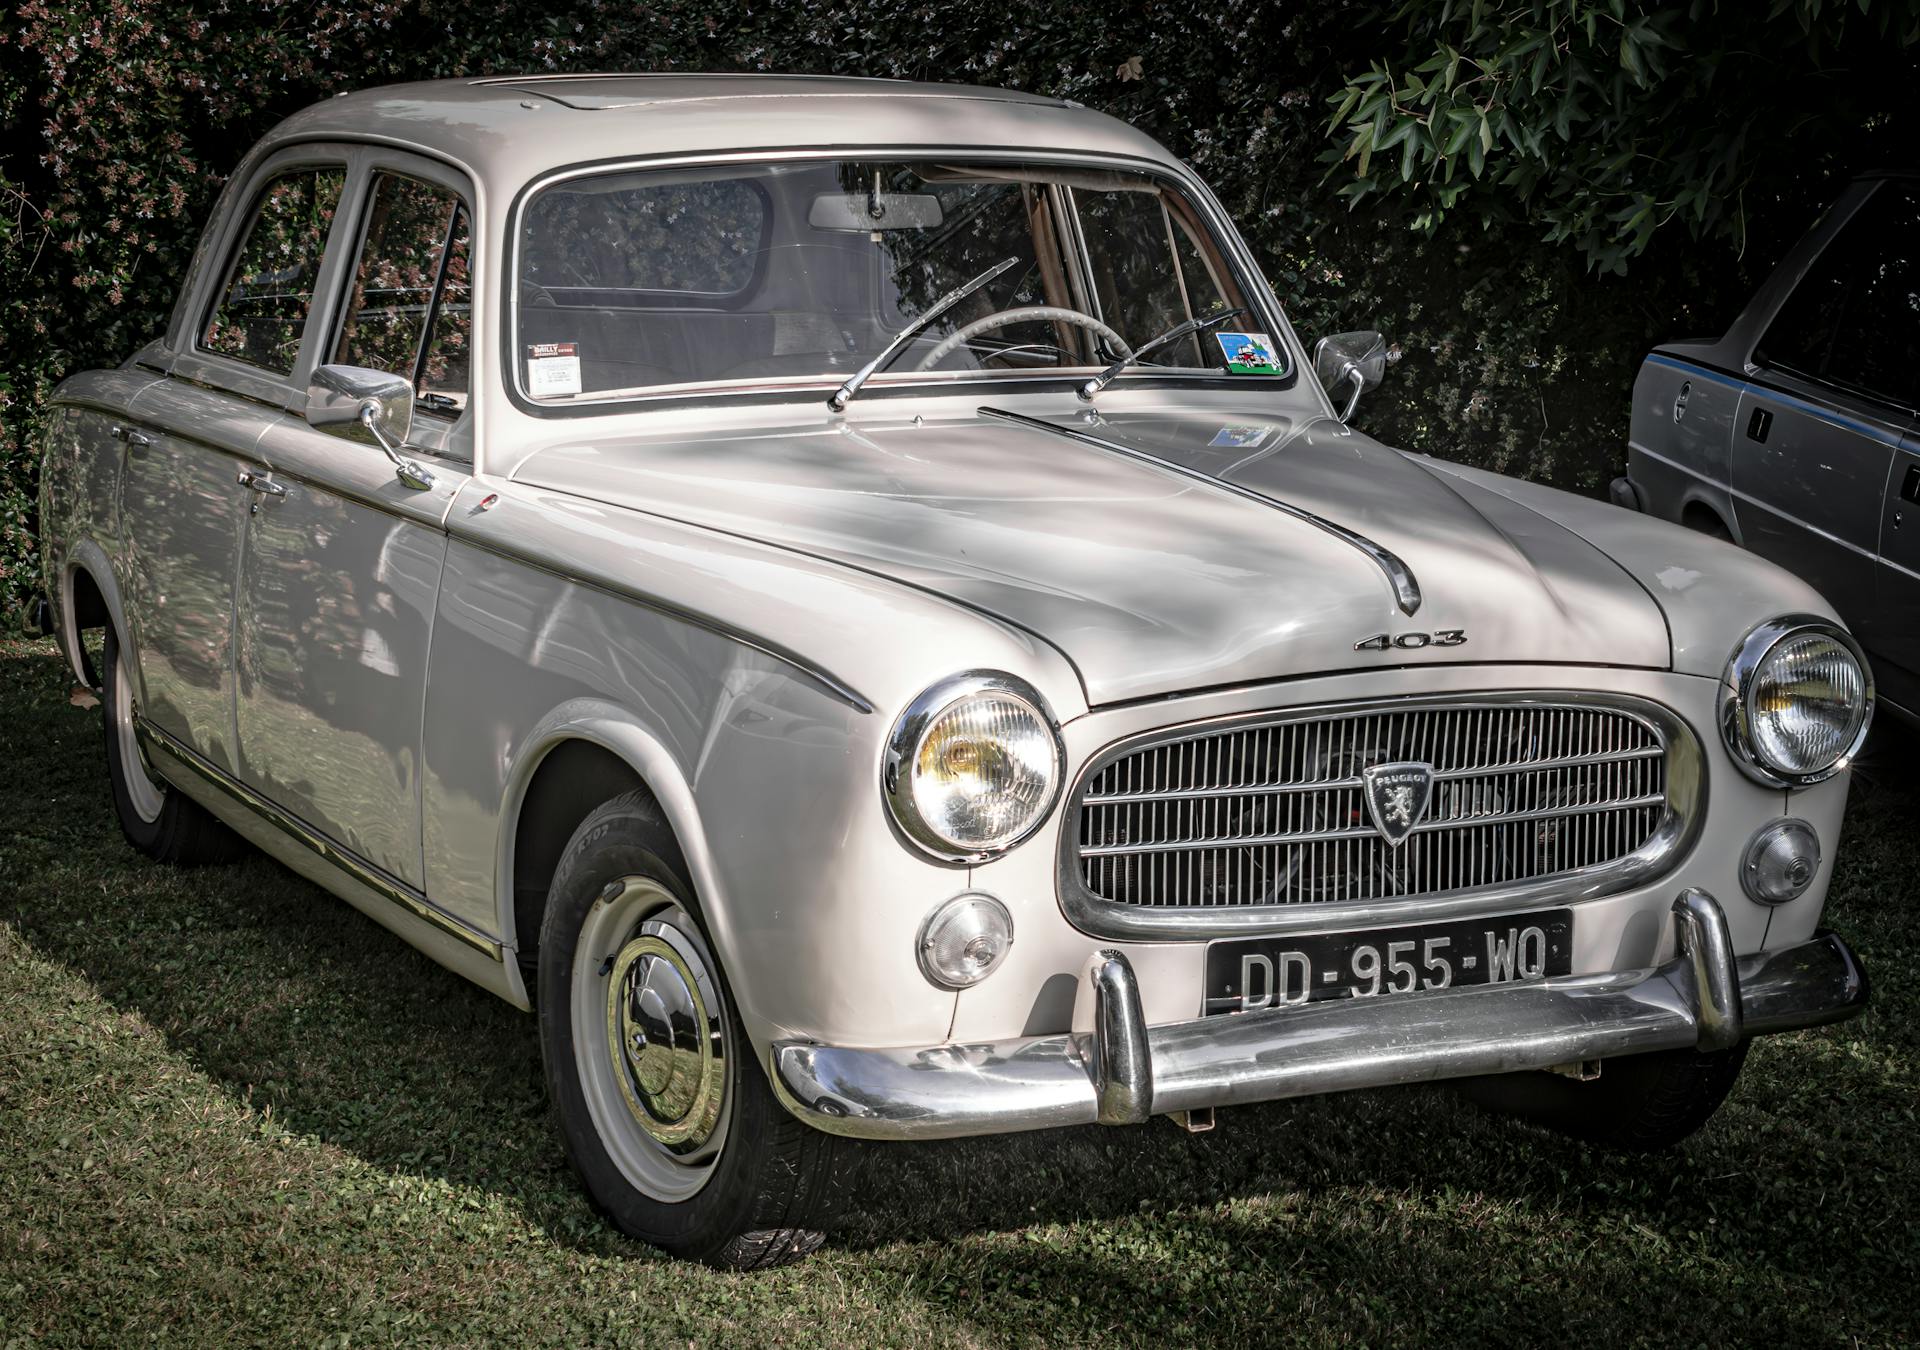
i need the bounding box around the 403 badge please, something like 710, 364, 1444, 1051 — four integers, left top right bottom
1354, 629, 1467, 651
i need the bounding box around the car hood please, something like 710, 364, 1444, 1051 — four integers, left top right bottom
510, 405, 1670, 706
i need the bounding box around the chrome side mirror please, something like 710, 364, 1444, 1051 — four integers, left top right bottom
305, 364, 435, 490
1312, 330, 1391, 424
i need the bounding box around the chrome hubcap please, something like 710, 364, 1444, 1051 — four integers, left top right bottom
571, 877, 730, 1201
604, 923, 725, 1153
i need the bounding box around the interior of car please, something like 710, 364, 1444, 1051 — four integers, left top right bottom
515, 158, 1252, 399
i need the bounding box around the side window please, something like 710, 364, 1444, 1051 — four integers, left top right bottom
202, 167, 346, 373
1758, 181, 1920, 411
334, 172, 472, 416
1820, 183, 1920, 410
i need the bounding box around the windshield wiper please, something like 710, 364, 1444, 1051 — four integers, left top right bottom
827, 256, 1020, 412
1076, 307, 1248, 402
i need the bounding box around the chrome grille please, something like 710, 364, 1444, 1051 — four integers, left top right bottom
1066, 697, 1690, 933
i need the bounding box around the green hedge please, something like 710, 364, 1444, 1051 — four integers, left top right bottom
0, 1, 1795, 616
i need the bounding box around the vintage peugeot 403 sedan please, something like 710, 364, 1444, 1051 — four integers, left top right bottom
37, 75, 1871, 1267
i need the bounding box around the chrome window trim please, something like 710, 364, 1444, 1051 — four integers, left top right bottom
1718, 614, 1874, 788
503, 145, 1298, 415
189, 149, 357, 391
1055, 690, 1706, 942
883, 670, 1066, 865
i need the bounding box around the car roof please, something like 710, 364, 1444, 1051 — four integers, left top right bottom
260, 74, 1180, 191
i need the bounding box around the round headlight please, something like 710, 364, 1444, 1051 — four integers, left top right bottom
884, 672, 1063, 861
1721, 616, 1873, 787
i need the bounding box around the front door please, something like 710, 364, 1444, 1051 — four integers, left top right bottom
1733, 178, 1920, 638
1875, 437, 1920, 714
233, 156, 476, 888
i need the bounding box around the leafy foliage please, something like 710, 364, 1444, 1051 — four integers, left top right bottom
1327, 0, 1920, 273
0, 0, 1898, 617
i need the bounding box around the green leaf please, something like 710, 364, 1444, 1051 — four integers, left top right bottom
1376, 118, 1418, 153
1620, 30, 1646, 81
1349, 122, 1376, 178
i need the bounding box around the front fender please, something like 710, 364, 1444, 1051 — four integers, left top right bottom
1423, 457, 1842, 675
493, 699, 728, 1012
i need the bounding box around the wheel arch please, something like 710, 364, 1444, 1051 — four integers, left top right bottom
1679, 496, 1739, 543
495, 699, 737, 1016
57, 538, 130, 690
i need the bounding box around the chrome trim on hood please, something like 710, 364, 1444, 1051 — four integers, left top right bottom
978, 405, 1423, 616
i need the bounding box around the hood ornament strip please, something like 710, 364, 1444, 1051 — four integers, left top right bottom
978, 407, 1422, 616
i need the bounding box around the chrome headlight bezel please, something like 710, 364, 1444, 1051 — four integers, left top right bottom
1719, 615, 1874, 788
883, 671, 1066, 864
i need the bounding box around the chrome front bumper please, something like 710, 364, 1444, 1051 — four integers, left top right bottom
769, 890, 1867, 1140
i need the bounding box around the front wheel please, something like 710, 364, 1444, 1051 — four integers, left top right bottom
1459, 1042, 1750, 1151
537, 790, 859, 1268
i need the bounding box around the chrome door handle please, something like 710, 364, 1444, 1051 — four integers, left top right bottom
236, 469, 287, 498
110, 424, 154, 450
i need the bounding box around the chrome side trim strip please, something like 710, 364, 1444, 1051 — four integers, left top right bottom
977, 405, 1422, 616
134, 718, 504, 961
1054, 689, 1705, 942
770, 894, 1867, 1141
451, 535, 875, 715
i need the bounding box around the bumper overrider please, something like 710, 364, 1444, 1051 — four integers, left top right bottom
770, 890, 1867, 1139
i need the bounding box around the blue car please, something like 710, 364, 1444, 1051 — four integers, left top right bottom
1615, 172, 1919, 724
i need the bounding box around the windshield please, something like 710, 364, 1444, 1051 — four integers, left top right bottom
513, 158, 1283, 404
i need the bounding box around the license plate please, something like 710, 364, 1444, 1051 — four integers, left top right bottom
1203, 910, 1574, 1015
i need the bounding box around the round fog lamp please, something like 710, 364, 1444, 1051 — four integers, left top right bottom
917, 893, 1014, 989
1741, 818, 1821, 905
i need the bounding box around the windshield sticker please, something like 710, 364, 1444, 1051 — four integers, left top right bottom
527, 342, 582, 398
1215, 332, 1281, 375
1208, 424, 1273, 449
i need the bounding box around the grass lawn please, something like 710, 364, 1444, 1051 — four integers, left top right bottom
0, 633, 1914, 1346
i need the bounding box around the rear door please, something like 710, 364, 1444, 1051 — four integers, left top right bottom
118, 157, 348, 772
234, 151, 474, 888
1732, 180, 1920, 637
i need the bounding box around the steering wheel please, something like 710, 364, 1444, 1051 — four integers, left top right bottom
946, 340, 1080, 369
914, 306, 1133, 371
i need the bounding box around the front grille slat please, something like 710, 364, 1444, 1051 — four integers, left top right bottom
1078, 793, 1667, 856
1071, 699, 1672, 914
1081, 744, 1663, 805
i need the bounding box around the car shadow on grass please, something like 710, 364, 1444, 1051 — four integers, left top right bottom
1, 637, 1914, 1338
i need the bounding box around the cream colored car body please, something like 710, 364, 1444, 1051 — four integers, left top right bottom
38, 76, 1862, 1137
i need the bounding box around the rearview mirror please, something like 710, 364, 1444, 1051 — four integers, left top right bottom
306, 364, 435, 490
1313, 330, 1390, 423
808, 192, 945, 231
